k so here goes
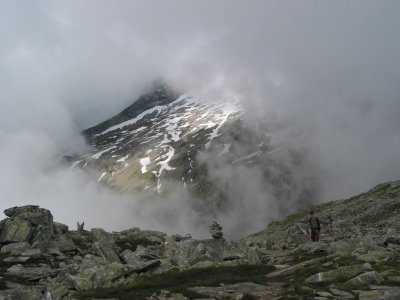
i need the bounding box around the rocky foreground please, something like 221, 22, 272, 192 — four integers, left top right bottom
1, 181, 400, 299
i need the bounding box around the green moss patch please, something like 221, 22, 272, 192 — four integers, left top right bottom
75, 264, 275, 300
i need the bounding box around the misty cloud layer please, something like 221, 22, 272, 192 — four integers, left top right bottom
1, 1, 400, 239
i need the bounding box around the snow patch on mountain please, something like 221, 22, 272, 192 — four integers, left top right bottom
76, 89, 243, 194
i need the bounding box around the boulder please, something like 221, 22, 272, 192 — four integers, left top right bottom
305, 263, 372, 284
328, 240, 354, 256
296, 241, 329, 254
149, 259, 179, 275
50, 237, 77, 252
316, 291, 334, 297
30, 224, 55, 244
54, 222, 69, 234
0, 242, 31, 255
190, 282, 282, 299
4, 206, 52, 224
329, 287, 355, 298
117, 227, 166, 244
387, 276, 400, 284
0, 206, 57, 244
0, 291, 11, 300
358, 287, 400, 300
7, 264, 58, 280
267, 256, 332, 278
356, 251, 385, 263
21, 248, 42, 258
147, 290, 188, 300
45, 284, 69, 300
3, 285, 43, 300
93, 242, 121, 263
121, 249, 139, 265
188, 243, 214, 265
68, 263, 125, 290
3, 256, 30, 263
189, 260, 215, 269
171, 234, 192, 242
0, 220, 34, 243
90, 228, 115, 243
80, 254, 108, 270
247, 247, 261, 264
344, 271, 383, 287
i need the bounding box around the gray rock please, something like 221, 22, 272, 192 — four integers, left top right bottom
21, 248, 42, 258
387, 275, 400, 284
121, 249, 140, 265
30, 224, 55, 244
316, 291, 333, 297
3, 256, 30, 263
188, 243, 214, 265
4, 205, 53, 226
223, 254, 243, 261
93, 242, 121, 263
359, 287, 400, 300
0, 242, 31, 255
356, 251, 385, 263
7, 264, 58, 280
296, 241, 329, 254
345, 271, 383, 287
328, 240, 354, 256
189, 260, 215, 269
0, 205, 57, 244
298, 285, 315, 294
5, 285, 43, 300
80, 254, 108, 270
117, 227, 166, 244
91, 228, 115, 243
171, 234, 192, 242
0, 220, 34, 243
190, 282, 282, 299
54, 222, 69, 234
0, 291, 11, 300
329, 287, 355, 298
45, 284, 69, 300
305, 263, 372, 284
247, 247, 261, 264
147, 290, 188, 300
267, 255, 332, 278
68, 263, 125, 290
50, 237, 77, 252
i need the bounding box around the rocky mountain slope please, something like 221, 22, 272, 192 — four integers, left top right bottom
71, 84, 245, 195
1, 180, 400, 299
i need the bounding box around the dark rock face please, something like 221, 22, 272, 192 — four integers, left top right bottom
0, 219, 34, 244
0, 206, 56, 244
83, 84, 180, 140
4, 205, 53, 226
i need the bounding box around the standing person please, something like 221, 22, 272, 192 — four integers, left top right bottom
309, 211, 321, 242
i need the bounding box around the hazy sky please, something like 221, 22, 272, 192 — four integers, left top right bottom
1, 1, 400, 237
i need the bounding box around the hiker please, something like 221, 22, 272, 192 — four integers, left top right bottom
309, 211, 321, 242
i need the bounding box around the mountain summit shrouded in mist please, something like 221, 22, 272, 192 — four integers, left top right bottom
1, 1, 400, 240
67, 83, 318, 238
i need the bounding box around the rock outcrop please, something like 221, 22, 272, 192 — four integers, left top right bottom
1, 180, 400, 299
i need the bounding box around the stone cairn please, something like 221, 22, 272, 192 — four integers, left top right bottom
209, 221, 224, 240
